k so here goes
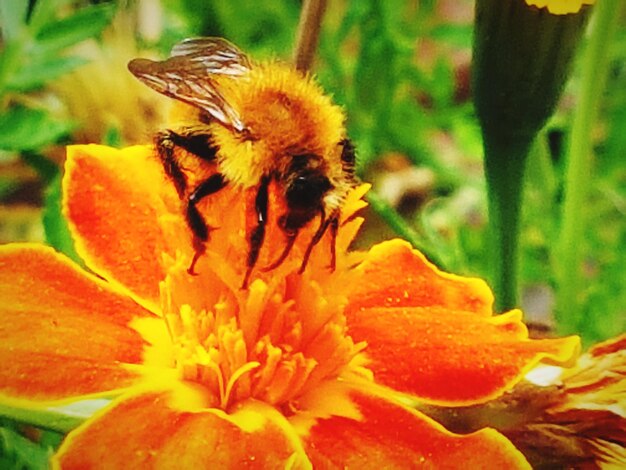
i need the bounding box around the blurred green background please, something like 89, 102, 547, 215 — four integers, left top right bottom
0, 0, 624, 345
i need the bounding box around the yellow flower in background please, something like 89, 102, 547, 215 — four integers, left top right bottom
525, 0, 595, 14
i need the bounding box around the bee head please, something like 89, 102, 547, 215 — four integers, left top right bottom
286, 170, 331, 208
279, 154, 332, 231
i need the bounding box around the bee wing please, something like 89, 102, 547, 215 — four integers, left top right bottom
170, 37, 251, 75
128, 38, 250, 132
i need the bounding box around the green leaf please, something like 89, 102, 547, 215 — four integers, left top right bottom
0, 42, 24, 97
6, 55, 87, 92
42, 173, 81, 263
0, 425, 51, 470
430, 24, 472, 47
34, 3, 116, 54
0, 107, 74, 151
21, 151, 59, 184
36, 430, 63, 452
28, 0, 74, 35
102, 125, 123, 148
0, 2, 28, 41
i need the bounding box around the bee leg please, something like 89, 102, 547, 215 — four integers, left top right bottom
242, 176, 270, 289
294, 209, 326, 274
155, 129, 217, 198
188, 237, 206, 277
262, 228, 299, 272
298, 210, 340, 274
328, 212, 339, 271
156, 131, 188, 197
264, 206, 333, 274
186, 173, 227, 275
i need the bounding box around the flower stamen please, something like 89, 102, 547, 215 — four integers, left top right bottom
223, 361, 260, 409
158, 245, 366, 412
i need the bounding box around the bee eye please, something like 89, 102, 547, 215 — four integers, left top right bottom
286, 172, 331, 208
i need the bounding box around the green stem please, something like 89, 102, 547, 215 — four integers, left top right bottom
556, 0, 623, 333
292, 0, 327, 72
366, 191, 445, 268
0, 401, 98, 434
526, 132, 557, 199
483, 138, 530, 312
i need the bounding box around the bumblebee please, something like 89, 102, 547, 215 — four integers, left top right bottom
128, 38, 357, 287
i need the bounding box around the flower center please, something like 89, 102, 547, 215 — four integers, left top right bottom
161, 271, 364, 411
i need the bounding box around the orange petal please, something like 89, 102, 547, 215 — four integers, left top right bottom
346, 306, 580, 404
55, 390, 310, 469
63, 145, 178, 312
589, 333, 626, 357
303, 390, 531, 469
0, 244, 154, 404
346, 240, 494, 314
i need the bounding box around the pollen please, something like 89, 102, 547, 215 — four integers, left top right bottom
160, 257, 363, 412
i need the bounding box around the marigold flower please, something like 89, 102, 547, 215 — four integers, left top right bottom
517, 334, 626, 468
525, 0, 595, 15
0, 145, 580, 468
420, 334, 626, 468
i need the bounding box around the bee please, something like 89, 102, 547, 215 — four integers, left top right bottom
128, 37, 357, 288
